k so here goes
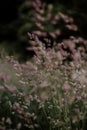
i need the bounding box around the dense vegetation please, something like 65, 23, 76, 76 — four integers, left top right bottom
0, 0, 87, 129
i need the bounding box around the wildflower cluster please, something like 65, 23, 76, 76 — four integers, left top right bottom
26, 0, 87, 63
0, 0, 87, 129
0, 50, 87, 130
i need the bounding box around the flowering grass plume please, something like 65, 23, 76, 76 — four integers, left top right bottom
0, 0, 87, 129
0, 43, 87, 130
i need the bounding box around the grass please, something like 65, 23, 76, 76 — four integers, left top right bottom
0, 0, 87, 129
0, 50, 87, 130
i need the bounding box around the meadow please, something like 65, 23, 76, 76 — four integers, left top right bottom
0, 40, 87, 130
0, 0, 87, 129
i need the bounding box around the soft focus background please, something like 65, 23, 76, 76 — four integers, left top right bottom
0, 0, 87, 61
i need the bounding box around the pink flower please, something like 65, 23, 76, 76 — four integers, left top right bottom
6, 85, 17, 92
66, 24, 78, 31
63, 82, 70, 92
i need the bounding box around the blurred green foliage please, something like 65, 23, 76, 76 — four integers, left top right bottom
0, 0, 87, 61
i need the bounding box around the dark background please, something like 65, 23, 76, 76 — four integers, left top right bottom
0, 0, 87, 61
